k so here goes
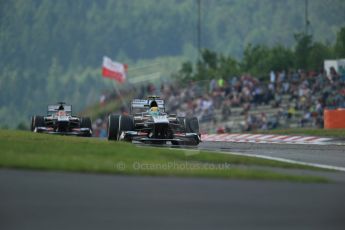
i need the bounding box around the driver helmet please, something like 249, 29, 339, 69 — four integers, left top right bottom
57, 104, 66, 116
149, 101, 159, 114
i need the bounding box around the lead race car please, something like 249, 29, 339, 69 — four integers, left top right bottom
31, 102, 92, 137
107, 96, 201, 145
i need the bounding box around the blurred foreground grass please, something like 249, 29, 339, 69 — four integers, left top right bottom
0, 129, 328, 183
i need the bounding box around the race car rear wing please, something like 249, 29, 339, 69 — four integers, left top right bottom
130, 99, 165, 113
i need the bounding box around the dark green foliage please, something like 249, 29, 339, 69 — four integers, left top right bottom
241, 44, 270, 76
218, 55, 241, 79
177, 27, 344, 82
16, 122, 28, 131
294, 33, 314, 69
241, 44, 295, 76
179, 49, 240, 83
334, 27, 345, 58
308, 42, 333, 71
178, 61, 194, 84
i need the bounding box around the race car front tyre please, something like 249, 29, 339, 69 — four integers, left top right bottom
171, 141, 180, 145
108, 115, 120, 141
31, 115, 45, 131
81, 117, 92, 128
80, 117, 92, 137
120, 115, 134, 131
119, 115, 134, 142
108, 115, 134, 141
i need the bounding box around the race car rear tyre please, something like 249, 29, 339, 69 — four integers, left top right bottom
185, 117, 200, 146
108, 115, 120, 141
186, 117, 200, 134
31, 115, 44, 131
177, 117, 186, 129
188, 136, 200, 146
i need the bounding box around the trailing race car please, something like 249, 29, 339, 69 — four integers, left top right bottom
107, 96, 201, 145
31, 102, 92, 137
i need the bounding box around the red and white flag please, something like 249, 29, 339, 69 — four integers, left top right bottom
102, 56, 128, 83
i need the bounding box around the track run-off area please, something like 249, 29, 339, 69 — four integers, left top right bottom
199, 134, 345, 172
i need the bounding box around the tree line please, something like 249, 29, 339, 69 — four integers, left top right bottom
177, 28, 345, 83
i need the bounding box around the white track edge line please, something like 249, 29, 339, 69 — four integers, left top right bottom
221, 151, 345, 172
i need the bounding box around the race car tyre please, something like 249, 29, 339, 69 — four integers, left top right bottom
185, 117, 200, 146
108, 115, 134, 141
171, 140, 180, 146
173, 117, 200, 146
120, 115, 134, 131
80, 117, 92, 137
119, 115, 135, 142
188, 135, 200, 146
108, 115, 120, 141
186, 117, 200, 134
177, 117, 185, 126
80, 117, 92, 129
177, 117, 188, 132
31, 115, 45, 131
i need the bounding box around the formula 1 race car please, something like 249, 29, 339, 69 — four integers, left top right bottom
31, 102, 92, 137
107, 96, 201, 145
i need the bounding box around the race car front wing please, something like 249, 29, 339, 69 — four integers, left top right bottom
34, 127, 92, 137
121, 131, 201, 144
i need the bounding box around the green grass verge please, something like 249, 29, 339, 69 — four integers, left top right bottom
257, 128, 345, 138
0, 129, 328, 183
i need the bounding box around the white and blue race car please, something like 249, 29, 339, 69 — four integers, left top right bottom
31, 102, 92, 137
107, 96, 200, 145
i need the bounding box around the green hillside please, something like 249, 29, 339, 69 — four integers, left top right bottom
1, 0, 345, 128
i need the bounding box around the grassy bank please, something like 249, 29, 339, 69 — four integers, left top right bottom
0, 129, 328, 182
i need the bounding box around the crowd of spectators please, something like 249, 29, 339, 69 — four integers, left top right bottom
92, 66, 345, 136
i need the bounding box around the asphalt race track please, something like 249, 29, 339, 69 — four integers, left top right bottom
1, 141, 345, 230
1, 169, 345, 230
199, 141, 345, 169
